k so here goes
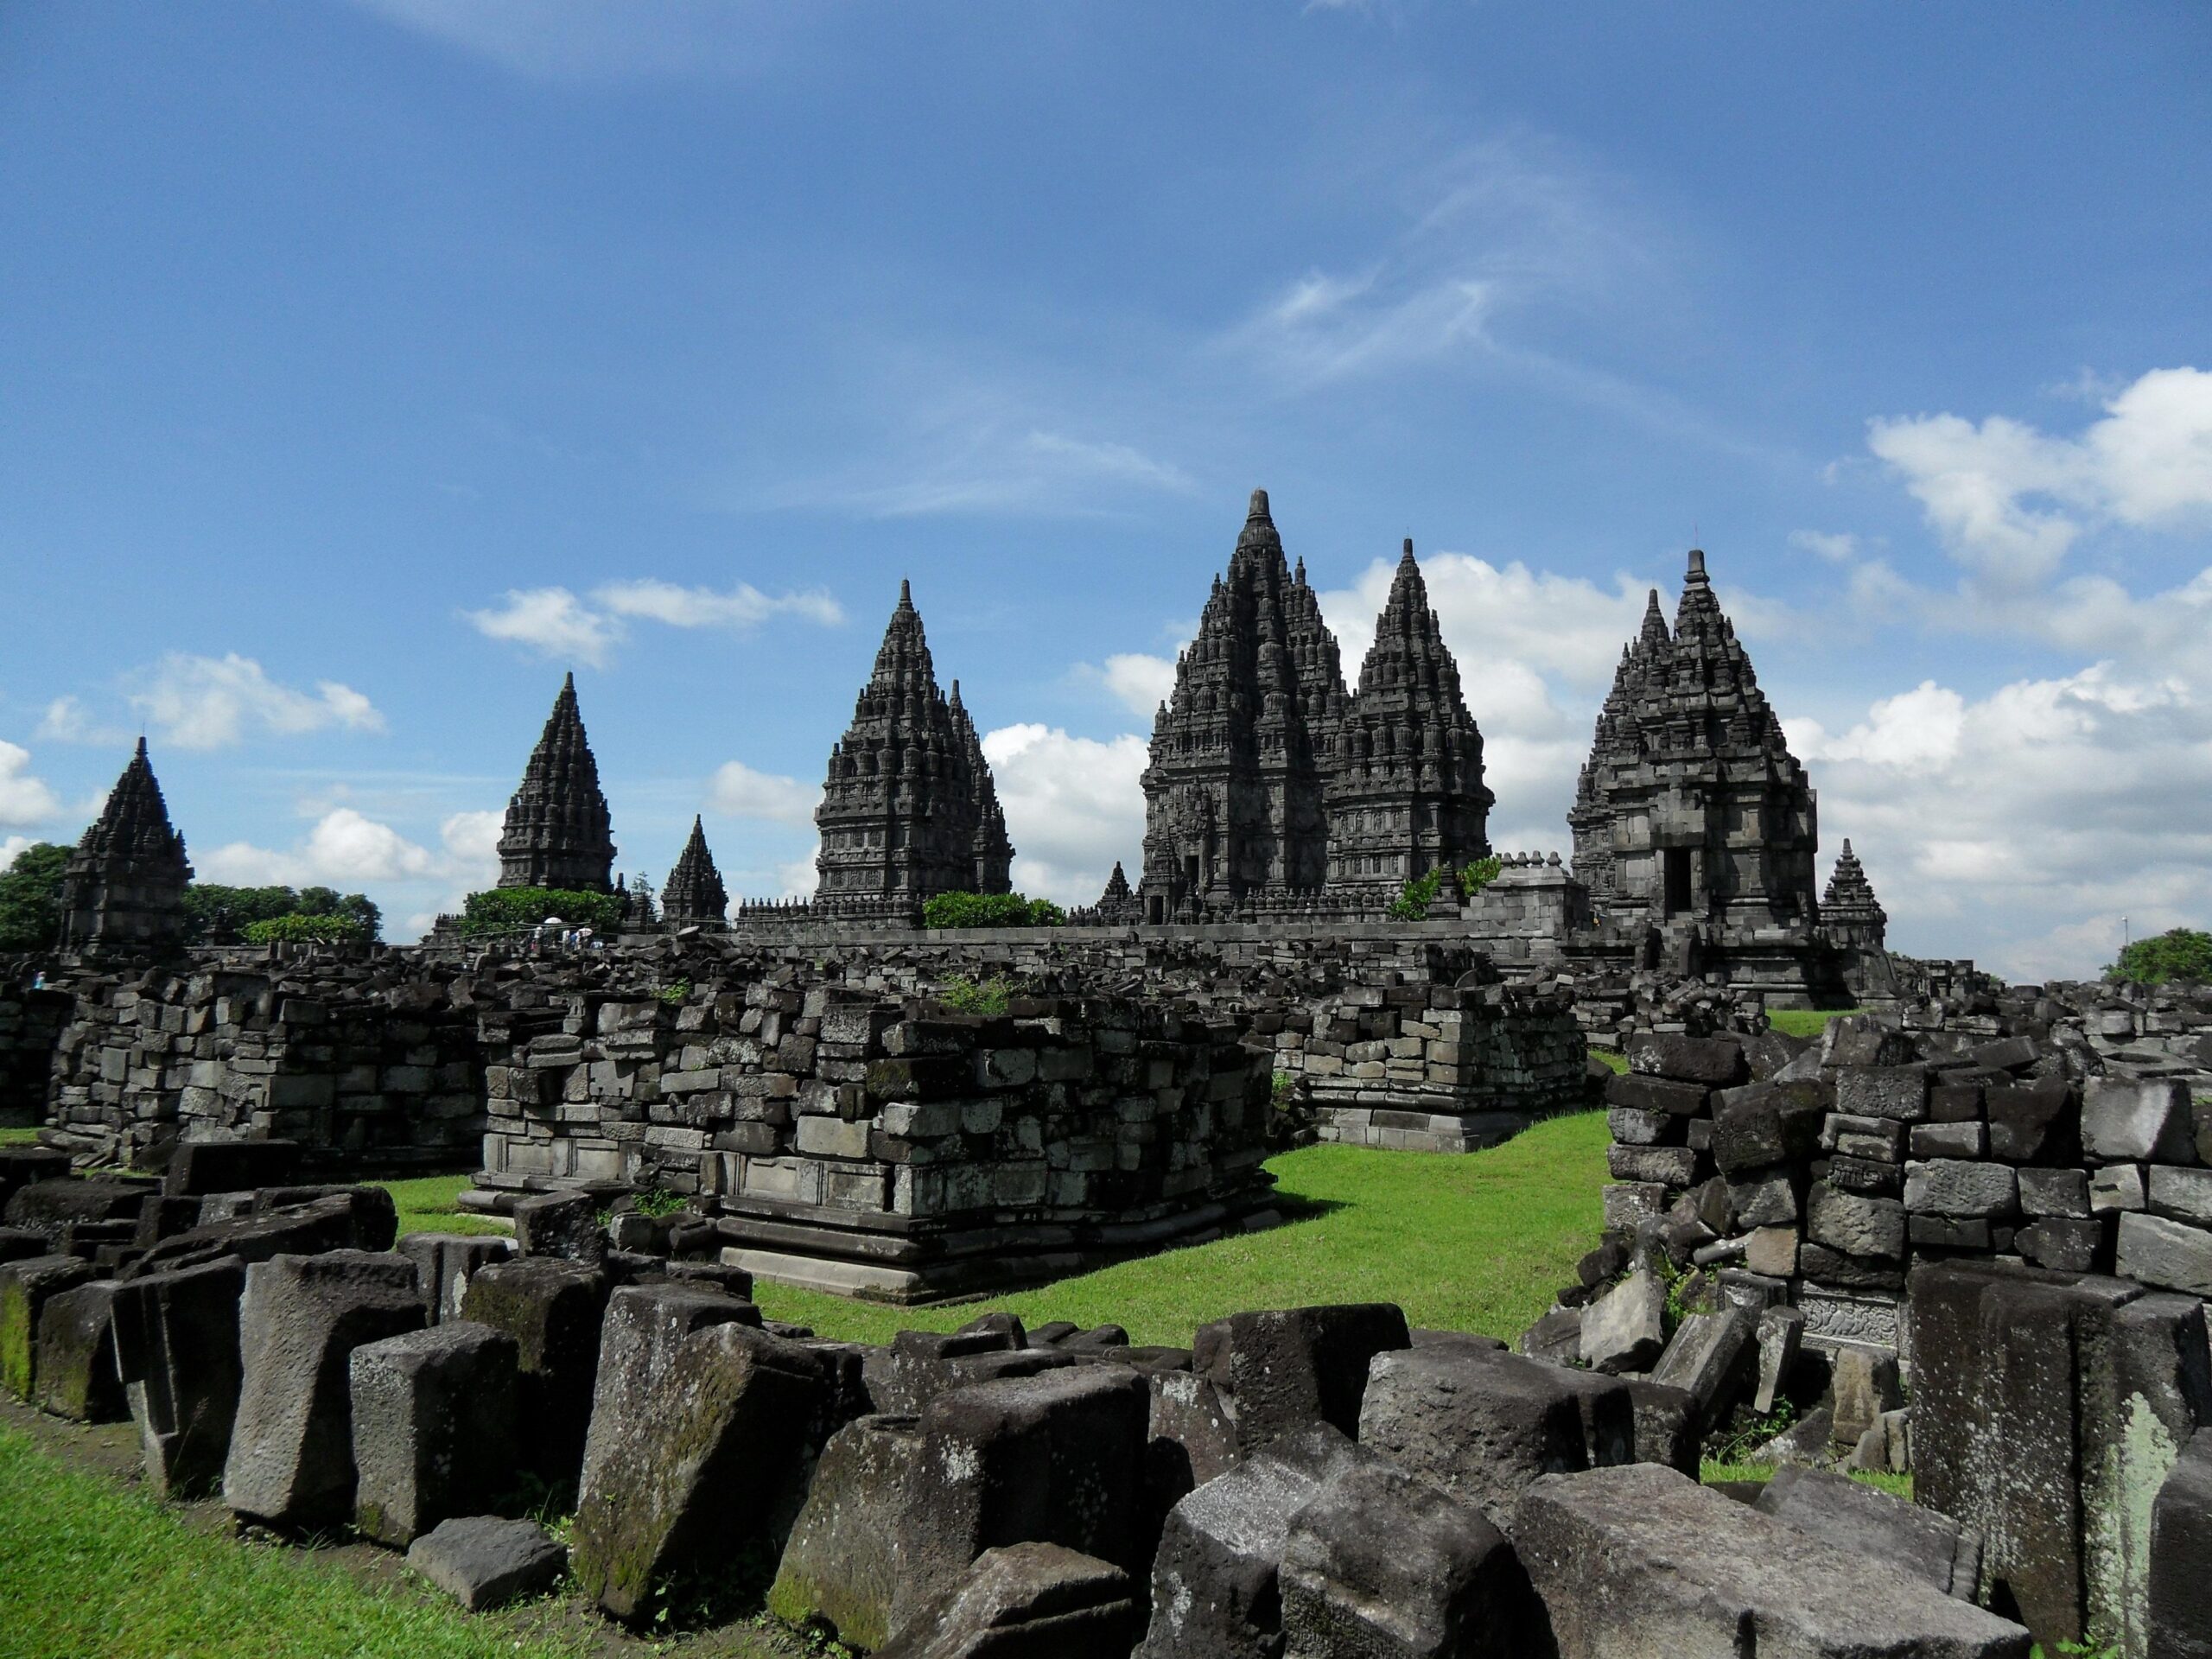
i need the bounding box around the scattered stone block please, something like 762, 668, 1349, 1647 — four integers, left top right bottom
2149, 1165, 2212, 1226
407, 1516, 565, 1612
1744, 1224, 1798, 1278
109, 1256, 247, 1497
2149, 1427, 2212, 1659
1620, 1377, 1700, 1476
877, 1543, 1142, 1659
3, 1179, 146, 1249
2116, 1212, 2212, 1295
1904, 1159, 2018, 1219
2018, 1216, 2103, 1274
571, 1313, 830, 1621
397, 1232, 513, 1323
1192, 1303, 1409, 1452
32, 1280, 124, 1421
1511, 1464, 2031, 1658
1627, 1033, 1745, 1087
2082, 1077, 2196, 1164
1600, 1181, 1664, 1230
0, 1252, 92, 1399
1578, 1266, 1663, 1373
1517, 1306, 1581, 1364
1828, 1344, 1901, 1454
350, 1321, 520, 1546
1834, 1065, 1929, 1123
1710, 1085, 1822, 1174
512, 1191, 607, 1263
1752, 1304, 1803, 1414
1806, 1182, 1906, 1260
163, 1140, 302, 1198
1986, 1078, 2075, 1164
458, 1257, 611, 1488
1359, 1344, 1615, 1525
2019, 1168, 2091, 1217
896, 1366, 1152, 1631
1755, 1464, 1981, 1599
1135, 1427, 1363, 1659
1280, 1457, 1535, 1659
770, 1414, 923, 1651
2092, 1163, 2147, 1213
1648, 1306, 1757, 1432
222, 1251, 426, 1531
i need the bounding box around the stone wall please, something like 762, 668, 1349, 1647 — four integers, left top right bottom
1599, 980, 2212, 1356
42, 952, 483, 1177
475, 978, 1274, 1300
0, 964, 67, 1128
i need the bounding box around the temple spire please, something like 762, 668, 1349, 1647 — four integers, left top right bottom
57, 740, 194, 958
495, 675, 616, 893
662, 815, 728, 927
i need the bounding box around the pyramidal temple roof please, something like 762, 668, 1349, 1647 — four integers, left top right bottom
662, 815, 728, 925
81, 737, 188, 863
496, 672, 616, 893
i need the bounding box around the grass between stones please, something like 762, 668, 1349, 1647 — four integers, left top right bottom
385, 1172, 514, 1239
1765, 1007, 1864, 1039
748, 1110, 1613, 1349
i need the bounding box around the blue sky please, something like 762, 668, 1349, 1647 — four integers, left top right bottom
3, 3, 2209, 976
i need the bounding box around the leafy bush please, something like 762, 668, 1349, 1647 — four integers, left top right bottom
1389, 855, 1507, 922
186, 883, 381, 943
2106, 927, 2212, 985
935, 973, 1027, 1015
0, 842, 70, 951
455, 887, 626, 938
240, 912, 372, 945
920, 892, 1065, 929
656, 977, 693, 1006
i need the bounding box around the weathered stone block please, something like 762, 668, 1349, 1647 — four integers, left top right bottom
32, 1280, 124, 1421
1905, 1158, 2018, 1218
571, 1314, 829, 1622
1986, 1077, 2076, 1163
1605, 1144, 1697, 1186
877, 1542, 1141, 1659
1648, 1306, 1756, 1432
2116, 1212, 2212, 1295
1834, 1065, 1929, 1123
1358, 1345, 1613, 1525
1512, 1464, 2030, 1657
1579, 1267, 1664, 1373
1754, 1465, 1983, 1599
0, 1253, 92, 1400
512, 1191, 606, 1263
1807, 1182, 1906, 1259
769, 1414, 923, 1651
109, 1256, 247, 1497
222, 1251, 426, 1531
350, 1321, 520, 1546
2149, 1427, 2212, 1659
407, 1516, 566, 1612
2148, 1164, 2212, 1226
1192, 1303, 1409, 1452
1627, 1033, 1745, 1087
162, 1139, 302, 1197
2082, 1077, 2196, 1164
457, 1257, 611, 1489
2020, 1167, 2092, 1217
1280, 1458, 1534, 1659
396, 1231, 513, 1323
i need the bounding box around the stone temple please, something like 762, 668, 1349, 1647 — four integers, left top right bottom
811, 581, 1013, 917
495, 672, 616, 893
55, 737, 193, 960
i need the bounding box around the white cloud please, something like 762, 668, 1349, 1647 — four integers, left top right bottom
981, 724, 1150, 906
707, 760, 817, 826
593, 579, 844, 631
35, 696, 128, 747
1230, 270, 1497, 383
345, 0, 791, 81
468, 578, 843, 664
1096, 653, 1179, 719
122, 654, 385, 751
200, 808, 438, 887
1789, 530, 1859, 564
767, 415, 1194, 520
0, 742, 61, 828
465, 588, 620, 667
1, 836, 37, 869
1868, 365, 2212, 589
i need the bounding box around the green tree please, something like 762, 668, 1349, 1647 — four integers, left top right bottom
2107, 927, 2212, 985
0, 843, 72, 952
241, 913, 372, 945
184, 883, 381, 943
456, 887, 625, 938
921, 892, 1065, 929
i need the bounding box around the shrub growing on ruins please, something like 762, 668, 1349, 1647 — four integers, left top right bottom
455, 886, 625, 938
183, 883, 381, 943
919, 891, 1065, 929
238, 912, 372, 945
0, 842, 70, 951
2106, 926, 2212, 985
1387, 856, 1500, 922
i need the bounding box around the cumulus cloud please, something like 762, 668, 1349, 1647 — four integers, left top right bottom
467, 577, 843, 664
35, 696, 129, 747
0, 742, 61, 829
707, 760, 817, 825
1095, 653, 1179, 720
1789, 530, 1860, 564
594, 580, 844, 631
1868, 365, 2212, 589
981, 724, 1149, 906
116, 654, 385, 752
464, 588, 622, 666
200, 807, 441, 887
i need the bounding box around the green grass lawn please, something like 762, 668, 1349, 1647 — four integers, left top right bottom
0, 1126, 39, 1147
381, 1173, 514, 1239
1765, 1007, 1863, 1039
751, 1111, 1611, 1349
0, 1419, 605, 1659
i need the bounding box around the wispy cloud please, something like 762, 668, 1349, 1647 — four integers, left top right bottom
467, 576, 843, 664
120, 654, 385, 751
345, 0, 796, 82
706, 760, 817, 826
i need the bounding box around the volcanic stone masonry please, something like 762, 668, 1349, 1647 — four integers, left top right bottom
495, 672, 616, 893
56, 738, 194, 961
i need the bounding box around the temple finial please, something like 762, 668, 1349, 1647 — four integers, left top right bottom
899, 578, 912, 607
1248, 487, 1270, 520
1686, 548, 1707, 582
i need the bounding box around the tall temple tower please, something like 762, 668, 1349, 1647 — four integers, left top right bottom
814, 582, 1011, 915
1137, 489, 1348, 921
1324, 541, 1493, 898
1568, 550, 1818, 937
949, 682, 1015, 893
662, 816, 728, 927
57, 738, 194, 959
496, 672, 617, 893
